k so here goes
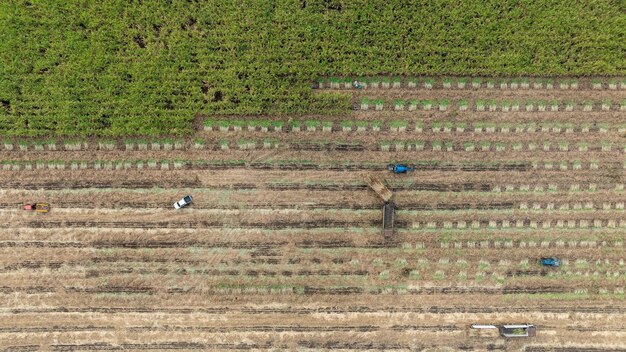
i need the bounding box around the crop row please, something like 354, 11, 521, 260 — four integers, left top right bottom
224, 139, 626, 154
319, 76, 626, 90
18, 266, 624, 285
2, 133, 623, 151
0, 119, 626, 151
177, 285, 624, 296
379, 140, 625, 153
4, 305, 624, 315
3, 179, 621, 193
202, 120, 625, 134
391, 269, 626, 284
1, 140, 184, 152
4, 216, 626, 231
517, 202, 624, 210
370, 251, 625, 269
431, 239, 623, 250
17, 257, 626, 274
122, 139, 625, 153
14, 245, 625, 267
266, 182, 624, 193
3, 284, 621, 297
0, 159, 620, 171
204, 120, 625, 133
358, 99, 626, 111
410, 219, 626, 230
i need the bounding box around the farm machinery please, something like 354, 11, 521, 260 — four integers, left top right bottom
387, 164, 414, 174
469, 324, 536, 338
539, 257, 561, 267
352, 80, 364, 89
23, 203, 50, 213
367, 175, 395, 238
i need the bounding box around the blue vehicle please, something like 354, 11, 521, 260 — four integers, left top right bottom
387, 164, 415, 174
539, 257, 561, 267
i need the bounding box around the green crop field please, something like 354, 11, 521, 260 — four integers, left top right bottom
0, 0, 624, 137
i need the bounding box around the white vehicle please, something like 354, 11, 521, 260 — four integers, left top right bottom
173, 195, 193, 209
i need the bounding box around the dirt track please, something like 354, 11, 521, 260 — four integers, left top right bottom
0, 82, 624, 351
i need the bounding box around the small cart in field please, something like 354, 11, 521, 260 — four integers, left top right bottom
469, 324, 536, 338
382, 201, 395, 238
469, 325, 500, 338
499, 324, 536, 337
23, 203, 50, 213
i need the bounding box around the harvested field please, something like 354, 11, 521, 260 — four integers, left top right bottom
1, 78, 624, 351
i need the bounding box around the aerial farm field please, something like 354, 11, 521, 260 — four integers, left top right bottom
1, 1, 625, 351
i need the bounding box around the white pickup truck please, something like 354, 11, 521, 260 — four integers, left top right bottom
173, 195, 193, 209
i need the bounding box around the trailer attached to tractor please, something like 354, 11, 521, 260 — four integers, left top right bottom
469, 324, 536, 338
23, 203, 50, 213
382, 201, 395, 238
367, 175, 395, 238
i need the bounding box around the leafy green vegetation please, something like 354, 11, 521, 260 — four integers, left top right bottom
1, 0, 624, 137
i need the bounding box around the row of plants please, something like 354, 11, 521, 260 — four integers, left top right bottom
0, 139, 185, 151
1, 159, 192, 171
204, 119, 380, 132
3, 159, 602, 171
2, 121, 621, 151
321, 76, 626, 90
518, 202, 624, 210
257, 181, 623, 194
359, 99, 626, 111
374, 256, 626, 271
4, 138, 620, 153
225, 139, 624, 152
411, 219, 624, 230
433, 238, 622, 249
210, 285, 622, 296
379, 140, 625, 153
491, 184, 624, 193
203, 119, 625, 133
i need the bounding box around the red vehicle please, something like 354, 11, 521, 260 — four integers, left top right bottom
23, 203, 50, 213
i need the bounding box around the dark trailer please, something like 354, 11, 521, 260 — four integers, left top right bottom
383, 201, 395, 238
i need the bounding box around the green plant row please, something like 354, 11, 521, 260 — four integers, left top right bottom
2, 122, 623, 150
2, 139, 624, 154
322, 76, 626, 89
203, 119, 624, 133
359, 99, 625, 111
379, 140, 625, 153
4, 159, 591, 171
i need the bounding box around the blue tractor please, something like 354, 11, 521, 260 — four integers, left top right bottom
539, 257, 561, 267
388, 164, 414, 174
